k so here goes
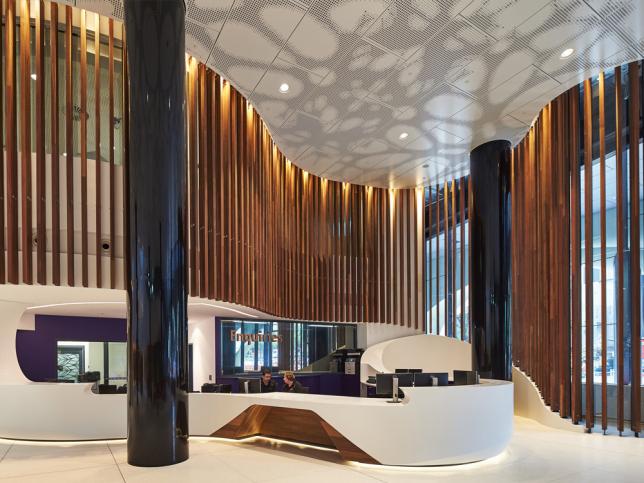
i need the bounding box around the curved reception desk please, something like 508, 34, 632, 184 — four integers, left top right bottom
0, 379, 513, 466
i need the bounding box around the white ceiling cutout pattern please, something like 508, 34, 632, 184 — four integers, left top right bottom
74, 0, 644, 187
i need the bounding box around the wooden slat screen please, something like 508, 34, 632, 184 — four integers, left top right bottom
0, 2, 424, 326
513, 62, 643, 435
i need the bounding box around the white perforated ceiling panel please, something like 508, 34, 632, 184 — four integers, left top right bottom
75, 0, 644, 187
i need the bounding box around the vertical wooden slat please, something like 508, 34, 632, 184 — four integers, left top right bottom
598, 72, 607, 432
198, 63, 207, 297
208, 70, 216, 300
122, 25, 129, 288
20, 0, 32, 284
35, 0, 46, 284
0, 0, 5, 284
188, 59, 197, 295
460, 178, 465, 340
80, 10, 88, 286
94, 13, 102, 288
5, 0, 18, 284
583, 78, 594, 431
51, 3, 60, 285
468, 176, 472, 342
451, 180, 456, 337
427, 187, 432, 333
108, 19, 115, 288
628, 62, 641, 435
436, 185, 440, 333
615, 66, 625, 433
443, 182, 448, 335
570, 85, 582, 424
65, 6, 74, 286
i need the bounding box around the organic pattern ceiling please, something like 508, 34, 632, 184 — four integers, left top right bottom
75, 0, 644, 187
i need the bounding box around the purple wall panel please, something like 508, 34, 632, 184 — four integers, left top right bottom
16, 314, 126, 381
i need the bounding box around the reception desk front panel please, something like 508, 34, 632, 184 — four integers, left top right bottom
0, 380, 512, 466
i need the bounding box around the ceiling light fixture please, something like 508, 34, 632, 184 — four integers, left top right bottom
279, 83, 290, 93
560, 48, 574, 59
31, 73, 37, 80
399, 132, 408, 140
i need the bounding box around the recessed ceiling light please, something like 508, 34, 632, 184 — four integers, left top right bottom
31, 73, 37, 80
279, 83, 289, 93
560, 48, 574, 59
399, 132, 408, 140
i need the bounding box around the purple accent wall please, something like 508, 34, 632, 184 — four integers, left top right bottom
16, 315, 126, 382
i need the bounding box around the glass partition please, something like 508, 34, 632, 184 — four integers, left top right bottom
217, 319, 357, 376
56, 341, 126, 384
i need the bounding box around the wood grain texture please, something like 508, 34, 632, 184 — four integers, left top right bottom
615, 66, 625, 433
599, 72, 607, 432
35, 0, 46, 284
19, 0, 32, 284
628, 62, 641, 435
0, 6, 427, 326
108, 19, 115, 289
211, 404, 379, 465
65, 5, 74, 286
94, 13, 102, 288
583, 78, 594, 430
80, 10, 88, 287
51, 3, 60, 285
511, 65, 644, 432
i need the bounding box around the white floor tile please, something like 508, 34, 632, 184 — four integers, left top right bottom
0, 442, 114, 479
0, 463, 124, 483
1, 417, 642, 483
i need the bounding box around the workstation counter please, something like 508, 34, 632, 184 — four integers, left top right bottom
0, 379, 513, 466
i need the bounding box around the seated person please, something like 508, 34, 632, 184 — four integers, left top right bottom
260, 367, 276, 393
282, 371, 304, 393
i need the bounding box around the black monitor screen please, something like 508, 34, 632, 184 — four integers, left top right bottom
426, 372, 449, 386
413, 373, 433, 387
394, 369, 409, 373
239, 378, 261, 393
376, 374, 393, 395
396, 373, 414, 387
409, 368, 422, 373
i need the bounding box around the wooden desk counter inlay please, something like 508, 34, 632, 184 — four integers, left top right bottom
211, 404, 379, 465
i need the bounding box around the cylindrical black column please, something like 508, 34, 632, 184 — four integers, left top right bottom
469, 140, 512, 381
124, 0, 188, 467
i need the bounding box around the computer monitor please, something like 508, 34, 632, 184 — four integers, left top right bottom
238, 378, 261, 393
395, 368, 422, 374
453, 370, 478, 385
425, 372, 449, 386
396, 372, 414, 387
376, 373, 411, 397
376, 373, 394, 396
413, 373, 433, 387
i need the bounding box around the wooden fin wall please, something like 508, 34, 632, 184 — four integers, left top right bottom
512, 62, 643, 434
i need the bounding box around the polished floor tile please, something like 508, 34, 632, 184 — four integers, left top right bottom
0, 417, 642, 482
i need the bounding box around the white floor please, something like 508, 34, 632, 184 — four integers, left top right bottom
0, 417, 642, 483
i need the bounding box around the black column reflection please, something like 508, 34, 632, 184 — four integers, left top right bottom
124, 0, 188, 467
469, 140, 512, 381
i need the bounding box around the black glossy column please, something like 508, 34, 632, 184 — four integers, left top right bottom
124, 0, 188, 467
469, 140, 512, 381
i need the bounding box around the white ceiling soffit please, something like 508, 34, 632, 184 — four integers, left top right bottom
77, 0, 644, 188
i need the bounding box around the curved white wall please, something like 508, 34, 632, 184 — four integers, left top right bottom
361, 334, 472, 383
513, 366, 579, 432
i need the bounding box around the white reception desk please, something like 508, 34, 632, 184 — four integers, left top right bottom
0, 379, 513, 466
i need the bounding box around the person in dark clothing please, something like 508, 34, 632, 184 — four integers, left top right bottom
260, 367, 276, 393
282, 371, 304, 393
